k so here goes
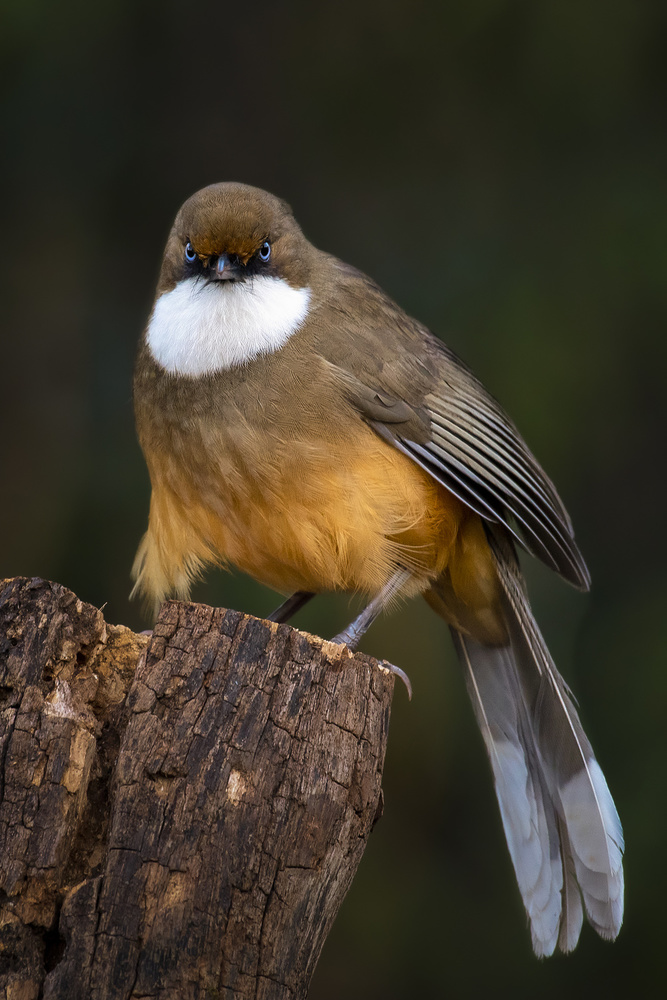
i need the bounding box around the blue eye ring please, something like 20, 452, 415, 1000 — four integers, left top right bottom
184, 242, 197, 263
258, 241, 271, 262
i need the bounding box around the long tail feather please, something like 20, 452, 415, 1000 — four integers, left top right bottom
451, 530, 624, 955
556, 820, 584, 953
453, 632, 564, 955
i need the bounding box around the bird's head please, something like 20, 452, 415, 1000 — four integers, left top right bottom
157, 182, 311, 295
145, 183, 315, 377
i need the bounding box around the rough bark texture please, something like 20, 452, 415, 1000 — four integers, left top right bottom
0, 577, 394, 1000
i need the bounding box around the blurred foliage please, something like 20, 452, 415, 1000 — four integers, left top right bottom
1, 0, 666, 996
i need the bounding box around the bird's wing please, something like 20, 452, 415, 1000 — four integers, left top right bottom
329, 341, 590, 590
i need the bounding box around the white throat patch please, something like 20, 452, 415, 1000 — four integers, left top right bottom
146, 276, 311, 376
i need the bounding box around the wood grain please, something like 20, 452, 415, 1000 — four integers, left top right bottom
0, 578, 395, 999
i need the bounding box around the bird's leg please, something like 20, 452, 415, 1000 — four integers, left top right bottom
333, 570, 411, 649
267, 590, 315, 624
332, 569, 413, 696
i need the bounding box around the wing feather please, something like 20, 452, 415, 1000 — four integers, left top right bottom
328, 330, 590, 588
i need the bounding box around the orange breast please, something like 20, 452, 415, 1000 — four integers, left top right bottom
132, 418, 472, 609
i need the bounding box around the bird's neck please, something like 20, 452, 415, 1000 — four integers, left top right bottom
146, 276, 311, 376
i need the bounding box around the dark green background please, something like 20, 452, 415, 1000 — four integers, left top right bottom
2, 1, 665, 995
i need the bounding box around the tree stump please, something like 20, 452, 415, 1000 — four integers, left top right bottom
0, 578, 395, 999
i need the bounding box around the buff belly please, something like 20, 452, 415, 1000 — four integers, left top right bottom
132, 417, 478, 601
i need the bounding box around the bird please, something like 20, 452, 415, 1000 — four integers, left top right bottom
132, 181, 624, 957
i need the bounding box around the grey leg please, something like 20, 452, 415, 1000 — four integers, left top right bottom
332, 569, 411, 650
267, 591, 315, 624
331, 569, 412, 698
268, 575, 414, 697
331, 569, 414, 697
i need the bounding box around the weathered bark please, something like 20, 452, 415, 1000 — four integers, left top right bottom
0, 577, 394, 1000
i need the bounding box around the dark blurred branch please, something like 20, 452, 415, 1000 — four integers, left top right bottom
0, 577, 393, 1000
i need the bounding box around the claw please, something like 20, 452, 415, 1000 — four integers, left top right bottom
331, 630, 413, 699
378, 659, 413, 700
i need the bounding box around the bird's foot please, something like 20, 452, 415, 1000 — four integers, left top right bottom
377, 659, 413, 699
331, 629, 413, 699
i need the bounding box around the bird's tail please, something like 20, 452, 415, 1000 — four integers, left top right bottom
448, 530, 624, 956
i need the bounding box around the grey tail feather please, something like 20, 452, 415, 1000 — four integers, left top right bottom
450, 531, 624, 956
556, 818, 584, 953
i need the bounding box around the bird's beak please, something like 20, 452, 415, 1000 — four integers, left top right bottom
208, 253, 245, 282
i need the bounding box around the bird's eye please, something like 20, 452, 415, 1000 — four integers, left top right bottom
258, 241, 271, 262
184, 242, 197, 263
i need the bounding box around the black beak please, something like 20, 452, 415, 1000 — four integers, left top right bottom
208, 253, 245, 282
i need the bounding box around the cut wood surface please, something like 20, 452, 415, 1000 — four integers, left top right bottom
0, 578, 395, 999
